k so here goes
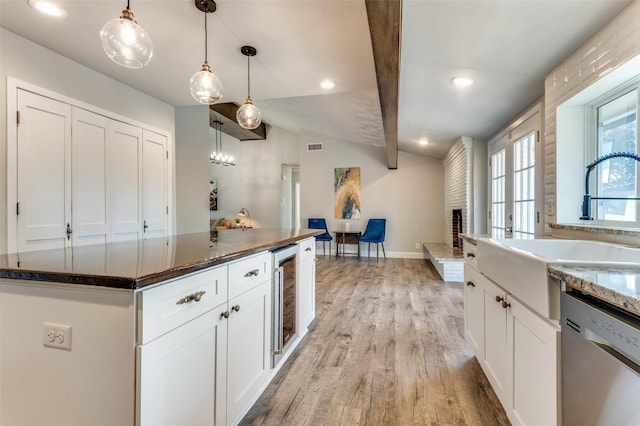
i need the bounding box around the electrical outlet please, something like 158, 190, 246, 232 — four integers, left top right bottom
415, 243, 420, 249
43, 323, 72, 351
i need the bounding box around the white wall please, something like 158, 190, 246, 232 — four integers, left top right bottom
208, 126, 300, 230
0, 28, 176, 254
175, 106, 210, 234
299, 131, 444, 258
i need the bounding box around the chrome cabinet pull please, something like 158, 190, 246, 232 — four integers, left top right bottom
466, 252, 476, 258
305, 247, 312, 252
244, 269, 259, 277
176, 290, 206, 305
466, 281, 475, 287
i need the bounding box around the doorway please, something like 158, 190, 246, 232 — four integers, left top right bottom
281, 164, 300, 229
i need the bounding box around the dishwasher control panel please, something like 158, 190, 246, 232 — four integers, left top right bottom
562, 291, 640, 365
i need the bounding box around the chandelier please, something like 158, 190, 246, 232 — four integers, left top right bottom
210, 120, 235, 166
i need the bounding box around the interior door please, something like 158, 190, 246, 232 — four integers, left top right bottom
16, 90, 72, 252
142, 130, 167, 239
110, 121, 142, 242
71, 107, 109, 246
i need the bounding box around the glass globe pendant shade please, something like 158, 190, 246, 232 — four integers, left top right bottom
236, 98, 262, 129
190, 62, 223, 105
100, 9, 153, 69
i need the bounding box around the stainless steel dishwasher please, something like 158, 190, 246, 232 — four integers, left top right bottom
561, 290, 640, 426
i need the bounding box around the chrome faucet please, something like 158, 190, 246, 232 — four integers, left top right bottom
580, 152, 640, 220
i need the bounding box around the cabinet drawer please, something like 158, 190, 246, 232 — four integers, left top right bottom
298, 238, 316, 263
228, 251, 271, 299
138, 266, 227, 344
464, 243, 478, 270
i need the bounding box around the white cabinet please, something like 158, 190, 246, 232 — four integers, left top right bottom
463, 265, 484, 362
137, 266, 228, 426
507, 297, 560, 426
137, 252, 272, 426
297, 237, 316, 332
464, 241, 560, 426
16, 89, 72, 252
11, 88, 170, 252
137, 306, 227, 426
483, 276, 509, 407
226, 281, 271, 424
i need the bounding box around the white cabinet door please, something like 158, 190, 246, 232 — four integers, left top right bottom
110, 121, 142, 242
226, 281, 271, 424
507, 297, 560, 426
483, 277, 509, 407
72, 108, 109, 246
297, 238, 316, 333
16, 89, 72, 252
142, 130, 167, 239
137, 305, 228, 426
463, 265, 485, 360
298, 257, 315, 332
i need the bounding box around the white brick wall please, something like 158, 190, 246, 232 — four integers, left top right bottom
544, 1, 640, 233
442, 137, 473, 247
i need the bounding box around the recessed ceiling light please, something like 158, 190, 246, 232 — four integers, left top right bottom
451, 76, 475, 87
29, 0, 66, 17
419, 138, 429, 146
321, 80, 336, 90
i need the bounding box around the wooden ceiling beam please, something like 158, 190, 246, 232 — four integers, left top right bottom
365, 0, 401, 170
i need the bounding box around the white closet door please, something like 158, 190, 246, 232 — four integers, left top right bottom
72, 108, 109, 246
17, 90, 71, 252
142, 130, 167, 239
110, 121, 142, 242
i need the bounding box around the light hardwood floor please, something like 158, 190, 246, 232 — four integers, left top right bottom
240, 257, 510, 426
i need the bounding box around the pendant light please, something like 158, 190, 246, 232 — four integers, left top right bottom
190, 0, 223, 105
210, 121, 235, 166
236, 45, 262, 130
100, 0, 153, 69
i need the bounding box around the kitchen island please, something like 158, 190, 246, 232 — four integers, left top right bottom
0, 228, 321, 426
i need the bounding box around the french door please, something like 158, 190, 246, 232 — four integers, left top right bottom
489, 108, 542, 238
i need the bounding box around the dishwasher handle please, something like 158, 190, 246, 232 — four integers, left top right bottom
584, 328, 640, 377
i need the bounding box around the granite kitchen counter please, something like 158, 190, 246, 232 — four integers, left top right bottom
549, 265, 640, 317
0, 228, 322, 290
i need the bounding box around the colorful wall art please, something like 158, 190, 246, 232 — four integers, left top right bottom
334, 167, 361, 219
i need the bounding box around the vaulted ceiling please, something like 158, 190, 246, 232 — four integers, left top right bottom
0, 0, 632, 165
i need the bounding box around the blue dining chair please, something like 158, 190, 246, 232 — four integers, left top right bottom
358, 218, 386, 262
308, 218, 332, 256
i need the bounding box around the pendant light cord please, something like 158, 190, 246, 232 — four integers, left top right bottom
126, 0, 130, 11
204, 3, 209, 64
247, 54, 251, 98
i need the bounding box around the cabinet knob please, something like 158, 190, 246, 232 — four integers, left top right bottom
220, 311, 230, 319
502, 301, 511, 309
466, 281, 475, 287
305, 247, 312, 252
231, 305, 240, 312
244, 269, 259, 277
495, 296, 504, 303
466, 252, 476, 258
66, 223, 73, 240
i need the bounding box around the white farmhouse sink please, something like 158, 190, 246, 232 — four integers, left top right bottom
476, 238, 640, 320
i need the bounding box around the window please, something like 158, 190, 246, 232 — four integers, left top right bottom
594, 89, 639, 223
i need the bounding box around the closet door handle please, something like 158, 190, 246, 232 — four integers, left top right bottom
66, 223, 73, 240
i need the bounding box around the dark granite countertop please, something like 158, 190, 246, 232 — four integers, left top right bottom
0, 229, 322, 290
